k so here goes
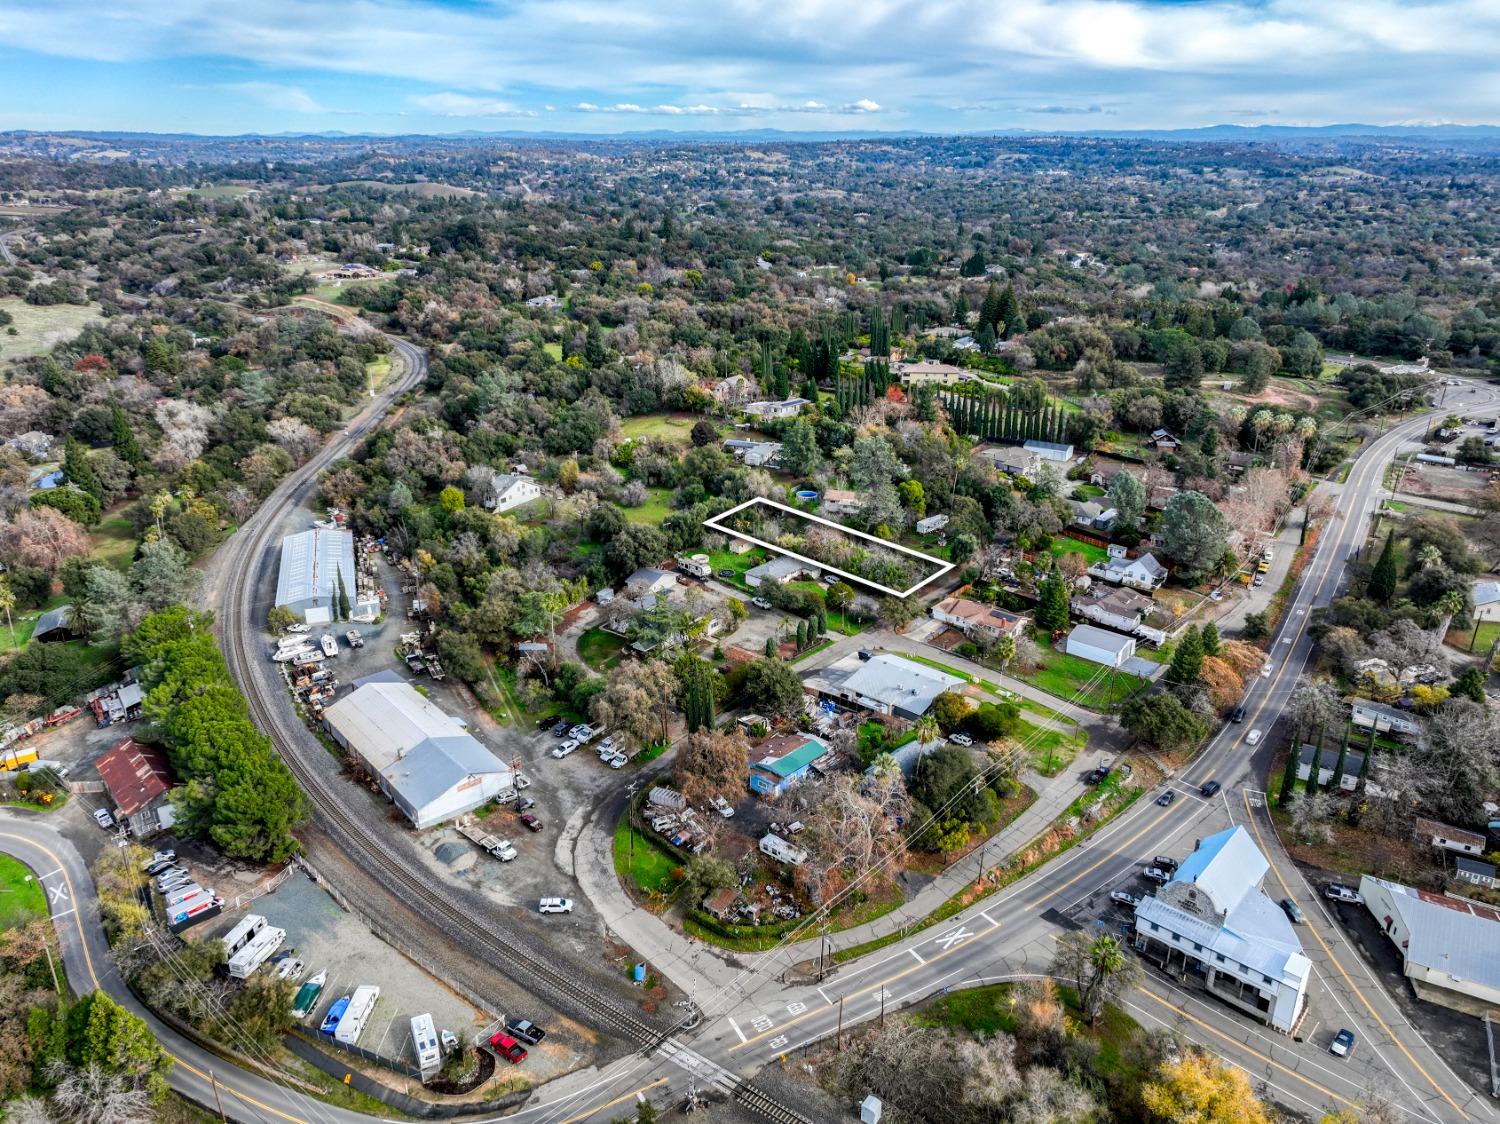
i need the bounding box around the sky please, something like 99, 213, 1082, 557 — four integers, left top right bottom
0, 0, 1497, 135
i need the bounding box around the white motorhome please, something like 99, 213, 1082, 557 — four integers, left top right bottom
759, 833, 808, 866
221, 914, 266, 958
334, 985, 380, 1045
227, 924, 286, 980
677, 554, 713, 579
411, 1013, 441, 1075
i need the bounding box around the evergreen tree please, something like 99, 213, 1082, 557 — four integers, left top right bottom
1278, 747, 1298, 808
1034, 573, 1071, 633
63, 437, 102, 501
1303, 743, 1320, 795
1369, 532, 1399, 604
678, 655, 717, 734
764, 635, 777, 658
111, 406, 145, 470
1199, 621, 1220, 657
979, 283, 1002, 331
997, 284, 1021, 337
335, 571, 351, 621
795, 619, 808, 650
1331, 728, 1349, 794
1165, 627, 1204, 686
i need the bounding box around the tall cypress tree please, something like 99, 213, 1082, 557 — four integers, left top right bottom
1331, 728, 1350, 795
1369, 532, 1399, 604
1278, 748, 1299, 808
1199, 621, 1220, 657
336, 571, 351, 621
1165, 627, 1204, 686
110, 406, 144, 470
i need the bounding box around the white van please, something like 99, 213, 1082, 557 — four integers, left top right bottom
1245, 729, 1263, 746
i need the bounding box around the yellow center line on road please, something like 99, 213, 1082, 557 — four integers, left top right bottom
1134, 988, 1355, 1109
1240, 795, 1468, 1119
558, 1077, 668, 1124
1, 833, 313, 1124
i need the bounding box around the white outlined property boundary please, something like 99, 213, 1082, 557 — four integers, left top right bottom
703, 497, 955, 598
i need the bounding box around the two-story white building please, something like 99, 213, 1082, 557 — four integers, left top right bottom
1087, 552, 1168, 591
484, 473, 543, 514
1135, 826, 1311, 1034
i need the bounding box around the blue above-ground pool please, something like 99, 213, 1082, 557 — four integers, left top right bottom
795, 489, 819, 501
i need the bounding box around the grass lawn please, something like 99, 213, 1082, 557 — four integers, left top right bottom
914, 983, 1144, 1083
623, 486, 675, 525
579, 628, 629, 672
613, 818, 680, 898
1445, 621, 1500, 653
1012, 715, 1088, 776
0, 854, 46, 930
619, 413, 704, 443
1021, 644, 1146, 710
706, 548, 765, 585
88, 514, 137, 570
1047, 535, 1109, 566
1070, 484, 1105, 500
542, 342, 563, 361
365, 353, 394, 392
0, 298, 104, 363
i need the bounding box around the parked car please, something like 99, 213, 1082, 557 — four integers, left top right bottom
1252, 574, 1265, 587
1244, 728, 1263, 746
489, 1033, 527, 1063
857, 649, 873, 661
551, 720, 571, 737
751, 597, 773, 610
608, 753, 628, 769
1229, 706, 1246, 723
538, 897, 573, 914
1199, 780, 1222, 798
440, 1029, 460, 1053
286, 623, 311, 634
1110, 890, 1140, 908
597, 736, 617, 752
552, 740, 578, 759
537, 715, 559, 729
1280, 898, 1305, 924
1329, 1028, 1356, 1057
950, 732, 973, 747
505, 1019, 546, 1045
1156, 790, 1176, 807
146, 850, 177, 867
515, 795, 536, 812
92, 808, 115, 829
519, 813, 543, 832
1325, 884, 1363, 905
27, 759, 70, 777
1152, 856, 1179, 873
568, 724, 593, 741
1141, 866, 1171, 883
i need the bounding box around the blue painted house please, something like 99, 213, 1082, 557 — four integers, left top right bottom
748, 733, 829, 798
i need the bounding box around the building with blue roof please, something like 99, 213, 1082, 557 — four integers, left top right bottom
1134, 825, 1311, 1033
748, 732, 830, 797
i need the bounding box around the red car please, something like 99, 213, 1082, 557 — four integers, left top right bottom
489, 1033, 528, 1063
519, 813, 543, 832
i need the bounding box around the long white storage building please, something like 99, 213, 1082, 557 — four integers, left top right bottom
274, 527, 379, 625
322, 671, 514, 829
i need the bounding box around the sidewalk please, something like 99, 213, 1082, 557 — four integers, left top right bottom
572, 738, 1115, 1004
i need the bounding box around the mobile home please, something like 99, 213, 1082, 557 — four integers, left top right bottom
411, 1013, 441, 1075
334, 986, 380, 1045
221, 914, 266, 958
227, 924, 286, 980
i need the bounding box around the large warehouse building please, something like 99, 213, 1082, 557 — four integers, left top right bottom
322, 672, 513, 829
274, 527, 378, 625
1359, 875, 1500, 1017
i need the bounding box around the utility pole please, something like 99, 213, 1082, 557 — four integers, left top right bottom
42, 936, 60, 995
209, 1070, 226, 1123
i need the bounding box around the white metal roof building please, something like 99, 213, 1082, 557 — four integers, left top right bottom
322, 672, 513, 829
1064, 623, 1137, 667
835, 653, 963, 720
1359, 875, 1500, 1016
275, 528, 363, 625
1134, 826, 1311, 1033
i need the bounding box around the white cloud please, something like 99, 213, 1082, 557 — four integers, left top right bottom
224, 82, 324, 113
572, 97, 884, 117
412, 92, 535, 117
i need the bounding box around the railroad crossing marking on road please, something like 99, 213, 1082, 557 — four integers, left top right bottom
933, 925, 974, 951
47, 882, 69, 906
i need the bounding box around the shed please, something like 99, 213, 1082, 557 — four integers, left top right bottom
31, 605, 78, 644
702, 887, 739, 920
1064, 624, 1136, 667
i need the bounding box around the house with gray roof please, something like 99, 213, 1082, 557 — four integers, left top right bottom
1473, 580, 1500, 623
745, 556, 818, 587
323, 672, 513, 829
1135, 826, 1311, 1033
1359, 875, 1500, 1016
31, 605, 78, 644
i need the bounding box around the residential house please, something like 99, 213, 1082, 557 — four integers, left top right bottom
1135, 826, 1311, 1033
895, 360, 979, 387
1455, 858, 1499, 890
819, 489, 863, 518
1073, 586, 1153, 633
94, 736, 175, 821
1064, 624, 1136, 667
622, 568, 680, 607
748, 732, 830, 797
1023, 440, 1075, 463
1146, 484, 1179, 511
1413, 818, 1486, 857
1071, 501, 1118, 533
1349, 698, 1421, 737
524, 294, 559, 309
914, 514, 949, 535
745, 556, 819, 587
1359, 875, 1500, 1016
743, 398, 809, 421
976, 446, 1043, 478
931, 596, 1023, 641
953, 335, 980, 352
807, 652, 964, 720
711, 374, 754, 406
484, 473, 542, 514
1149, 428, 1181, 452
1296, 745, 1365, 792
722, 439, 782, 467
702, 887, 740, 920
1472, 581, 1500, 624
1087, 552, 1167, 591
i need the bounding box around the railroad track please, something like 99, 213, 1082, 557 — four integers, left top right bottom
212, 326, 814, 1122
